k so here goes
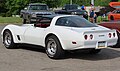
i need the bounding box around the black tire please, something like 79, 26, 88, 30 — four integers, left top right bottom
110, 16, 114, 20
3, 30, 17, 49
112, 32, 120, 48
45, 35, 65, 59
88, 49, 101, 54
23, 19, 26, 24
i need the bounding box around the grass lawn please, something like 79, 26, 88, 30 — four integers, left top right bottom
0, 17, 22, 25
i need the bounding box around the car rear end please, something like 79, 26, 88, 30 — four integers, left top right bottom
83, 29, 118, 49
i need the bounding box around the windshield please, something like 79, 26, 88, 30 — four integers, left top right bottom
113, 6, 120, 9
56, 16, 97, 27
29, 5, 48, 10
113, 9, 120, 14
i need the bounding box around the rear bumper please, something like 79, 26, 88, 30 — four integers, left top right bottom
64, 38, 117, 50
84, 38, 117, 49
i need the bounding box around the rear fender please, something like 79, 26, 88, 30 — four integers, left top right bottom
44, 28, 84, 50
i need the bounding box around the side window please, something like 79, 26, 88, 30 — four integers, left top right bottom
116, 10, 120, 14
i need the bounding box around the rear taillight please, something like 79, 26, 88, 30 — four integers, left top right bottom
84, 34, 93, 40
90, 34, 93, 39
113, 33, 115, 37
108, 33, 112, 38
84, 35, 88, 40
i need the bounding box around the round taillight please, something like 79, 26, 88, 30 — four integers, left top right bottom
109, 33, 112, 38
84, 35, 88, 40
113, 33, 115, 37
90, 34, 93, 39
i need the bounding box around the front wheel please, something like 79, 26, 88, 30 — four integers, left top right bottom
45, 35, 65, 59
3, 30, 17, 49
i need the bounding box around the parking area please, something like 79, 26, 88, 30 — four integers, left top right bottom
0, 25, 120, 71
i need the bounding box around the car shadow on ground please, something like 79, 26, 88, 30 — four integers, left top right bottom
19, 45, 120, 61
65, 48, 120, 61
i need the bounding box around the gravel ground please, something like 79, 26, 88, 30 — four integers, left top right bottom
0, 25, 120, 71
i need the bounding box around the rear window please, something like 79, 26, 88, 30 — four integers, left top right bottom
55, 16, 97, 27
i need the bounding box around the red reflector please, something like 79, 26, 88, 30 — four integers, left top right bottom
90, 34, 93, 39
109, 33, 112, 38
84, 35, 88, 40
72, 41, 77, 44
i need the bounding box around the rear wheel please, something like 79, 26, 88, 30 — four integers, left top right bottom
113, 32, 120, 48
45, 35, 65, 59
3, 30, 17, 49
110, 16, 114, 20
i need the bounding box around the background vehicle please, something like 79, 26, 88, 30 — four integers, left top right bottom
20, 3, 54, 24
1, 15, 117, 59
99, 21, 120, 47
55, 4, 88, 19
108, 2, 120, 20
108, 9, 120, 20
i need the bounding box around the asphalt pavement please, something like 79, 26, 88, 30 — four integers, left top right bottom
0, 25, 120, 71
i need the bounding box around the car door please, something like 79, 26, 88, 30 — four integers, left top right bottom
24, 17, 51, 46
23, 25, 45, 46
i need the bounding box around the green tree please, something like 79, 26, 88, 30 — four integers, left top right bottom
30, 0, 61, 8
3, 0, 120, 17
5, 0, 61, 16
73, 0, 91, 6
44, 0, 61, 8
60, 0, 69, 6
94, 0, 111, 6
0, 0, 7, 16
6, 0, 29, 16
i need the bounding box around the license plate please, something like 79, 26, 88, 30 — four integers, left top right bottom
98, 41, 106, 48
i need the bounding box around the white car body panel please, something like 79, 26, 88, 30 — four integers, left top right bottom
1, 15, 118, 50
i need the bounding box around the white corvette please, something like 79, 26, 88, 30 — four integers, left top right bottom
1, 15, 118, 59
